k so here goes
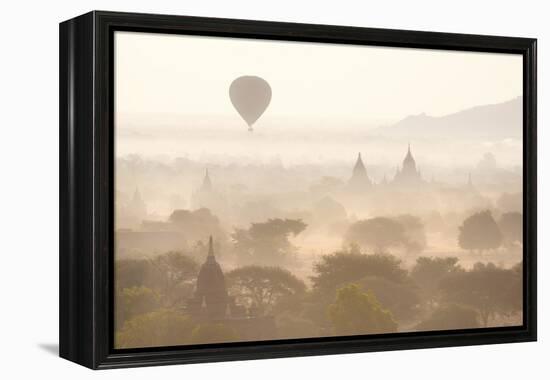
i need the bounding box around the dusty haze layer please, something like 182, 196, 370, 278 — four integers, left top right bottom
114, 31, 523, 349
114, 31, 522, 166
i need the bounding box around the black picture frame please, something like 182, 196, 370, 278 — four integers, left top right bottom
59, 10, 537, 369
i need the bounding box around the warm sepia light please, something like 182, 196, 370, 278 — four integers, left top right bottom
113, 31, 523, 349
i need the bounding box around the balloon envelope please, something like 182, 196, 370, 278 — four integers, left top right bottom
229, 76, 271, 131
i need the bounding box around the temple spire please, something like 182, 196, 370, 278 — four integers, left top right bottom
208, 235, 214, 257
201, 169, 213, 192
354, 152, 366, 172
130, 187, 147, 217
392, 143, 424, 186
402, 143, 416, 170
405, 143, 414, 161
193, 235, 228, 318
348, 152, 371, 188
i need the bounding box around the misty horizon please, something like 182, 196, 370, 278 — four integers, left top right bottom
115, 95, 522, 167
114, 31, 523, 349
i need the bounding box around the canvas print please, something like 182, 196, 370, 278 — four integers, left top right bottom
114, 31, 523, 349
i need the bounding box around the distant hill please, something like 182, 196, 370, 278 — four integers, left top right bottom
373, 97, 522, 139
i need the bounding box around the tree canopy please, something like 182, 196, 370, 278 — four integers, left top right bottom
232, 218, 307, 265
115, 309, 195, 348
116, 286, 161, 329
458, 210, 503, 252
357, 275, 421, 322
439, 262, 522, 326
410, 256, 464, 304
415, 303, 480, 331
395, 214, 427, 253
498, 212, 523, 246
311, 249, 408, 293
115, 252, 198, 315
168, 207, 225, 243
148, 251, 198, 305
115, 258, 152, 291
345, 217, 407, 253
226, 265, 306, 314
328, 284, 397, 336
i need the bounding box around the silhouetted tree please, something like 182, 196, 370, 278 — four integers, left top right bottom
311, 249, 408, 293
148, 251, 199, 307
306, 249, 409, 330
395, 214, 427, 253
328, 284, 397, 335
226, 266, 306, 314
357, 276, 421, 322
498, 212, 523, 246
115, 252, 198, 308
415, 303, 480, 331
345, 217, 407, 253
116, 286, 161, 329
231, 218, 307, 265
115, 309, 195, 348
115, 258, 152, 291
410, 256, 464, 308
458, 210, 502, 253
439, 262, 522, 326
169, 208, 225, 244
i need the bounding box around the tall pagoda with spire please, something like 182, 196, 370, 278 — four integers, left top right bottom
348, 152, 372, 190
191, 168, 226, 213
190, 236, 228, 319
129, 187, 147, 224
392, 143, 425, 187
185, 236, 277, 341
200, 169, 213, 192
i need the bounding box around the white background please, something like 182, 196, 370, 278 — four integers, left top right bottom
0, 0, 547, 378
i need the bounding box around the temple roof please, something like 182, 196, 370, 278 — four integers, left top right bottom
392, 144, 425, 186
403, 143, 416, 166
353, 152, 366, 173
348, 152, 371, 188
200, 169, 213, 192
195, 236, 227, 300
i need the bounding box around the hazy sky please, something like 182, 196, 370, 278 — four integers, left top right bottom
115, 31, 522, 124
114, 31, 522, 166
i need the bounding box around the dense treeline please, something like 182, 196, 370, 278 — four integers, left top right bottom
115, 246, 522, 348
115, 207, 522, 347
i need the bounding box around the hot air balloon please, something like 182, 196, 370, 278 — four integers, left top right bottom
229, 76, 271, 132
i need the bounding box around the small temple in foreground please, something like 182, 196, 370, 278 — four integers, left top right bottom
186, 236, 277, 340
